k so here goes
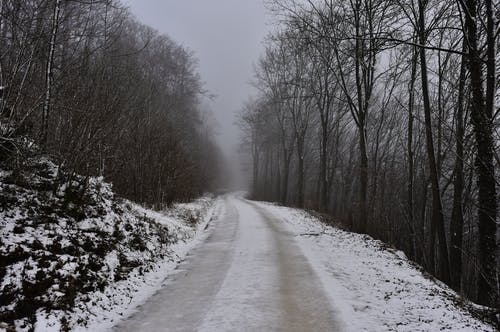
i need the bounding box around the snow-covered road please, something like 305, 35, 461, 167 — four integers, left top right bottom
112, 194, 494, 332
114, 195, 343, 331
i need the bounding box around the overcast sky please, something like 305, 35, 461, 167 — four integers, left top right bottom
122, 0, 272, 159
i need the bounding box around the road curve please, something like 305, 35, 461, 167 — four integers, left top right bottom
114, 195, 341, 331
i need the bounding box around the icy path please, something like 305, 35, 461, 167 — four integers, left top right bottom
114, 195, 343, 331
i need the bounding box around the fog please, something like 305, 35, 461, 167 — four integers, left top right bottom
123, 0, 271, 190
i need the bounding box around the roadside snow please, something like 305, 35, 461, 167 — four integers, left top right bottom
0, 155, 223, 331
253, 201, 496, 332
69, 197, 223, 332
60, 197, 222, 332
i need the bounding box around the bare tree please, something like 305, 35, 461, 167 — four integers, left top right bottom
241, 0, 499, 309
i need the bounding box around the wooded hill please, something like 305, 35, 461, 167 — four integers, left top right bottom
0, 0, 222, 208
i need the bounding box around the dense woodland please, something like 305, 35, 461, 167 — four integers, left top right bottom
0, 0, 222, 208
0, 0, 498, 320
239, 0, 499, 309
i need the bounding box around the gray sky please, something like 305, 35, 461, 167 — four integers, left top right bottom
123, 0, 271, 158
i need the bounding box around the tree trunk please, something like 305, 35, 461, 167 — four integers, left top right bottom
252, 140, 260, 198
320, 126, 328, 211
281, 150, 291, 205
417, 0, 450, 284
450, 41, 467, 292
407, 44, 417, 261
275, 150, 281, 201
359, 121, 368, 233
297, 139, 305, 208
461, 0, 498, 308
420, 173, 429, 267
41, 0, 61, 147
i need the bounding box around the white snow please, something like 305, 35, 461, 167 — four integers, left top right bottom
197, 199, 284, 331
65, 197, 222, 332
115, 195, 343, 332
252, 200, 496, 332
0, 155, 223, 331
3, 182, 495, 332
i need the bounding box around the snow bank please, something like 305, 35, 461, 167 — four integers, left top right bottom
0, 156, 220, 331
68, 197, 221, 332
254, 201, 496, 332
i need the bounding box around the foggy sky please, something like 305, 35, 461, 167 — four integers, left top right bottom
123, 0, 271, 164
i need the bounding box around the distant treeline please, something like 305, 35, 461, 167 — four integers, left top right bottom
0, 0, 222, 207
239, 0, 499, 310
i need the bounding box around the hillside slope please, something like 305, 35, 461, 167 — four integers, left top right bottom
0, 155, 219, 331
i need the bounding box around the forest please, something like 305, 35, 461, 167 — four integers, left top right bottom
0, 0, 222, 208
239, 0, 499, 309
0, 0, 498, 330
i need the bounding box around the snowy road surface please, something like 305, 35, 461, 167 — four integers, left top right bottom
112, 194, 494, 332
114, 195, 343, 331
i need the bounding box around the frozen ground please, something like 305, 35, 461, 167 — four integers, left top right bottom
0, 156, 220, 331
115, 194, 495, 331
2, 189, 494, 331
115, 195, 344, 332
253, 200, 495, 332
68, 196, 222, 332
